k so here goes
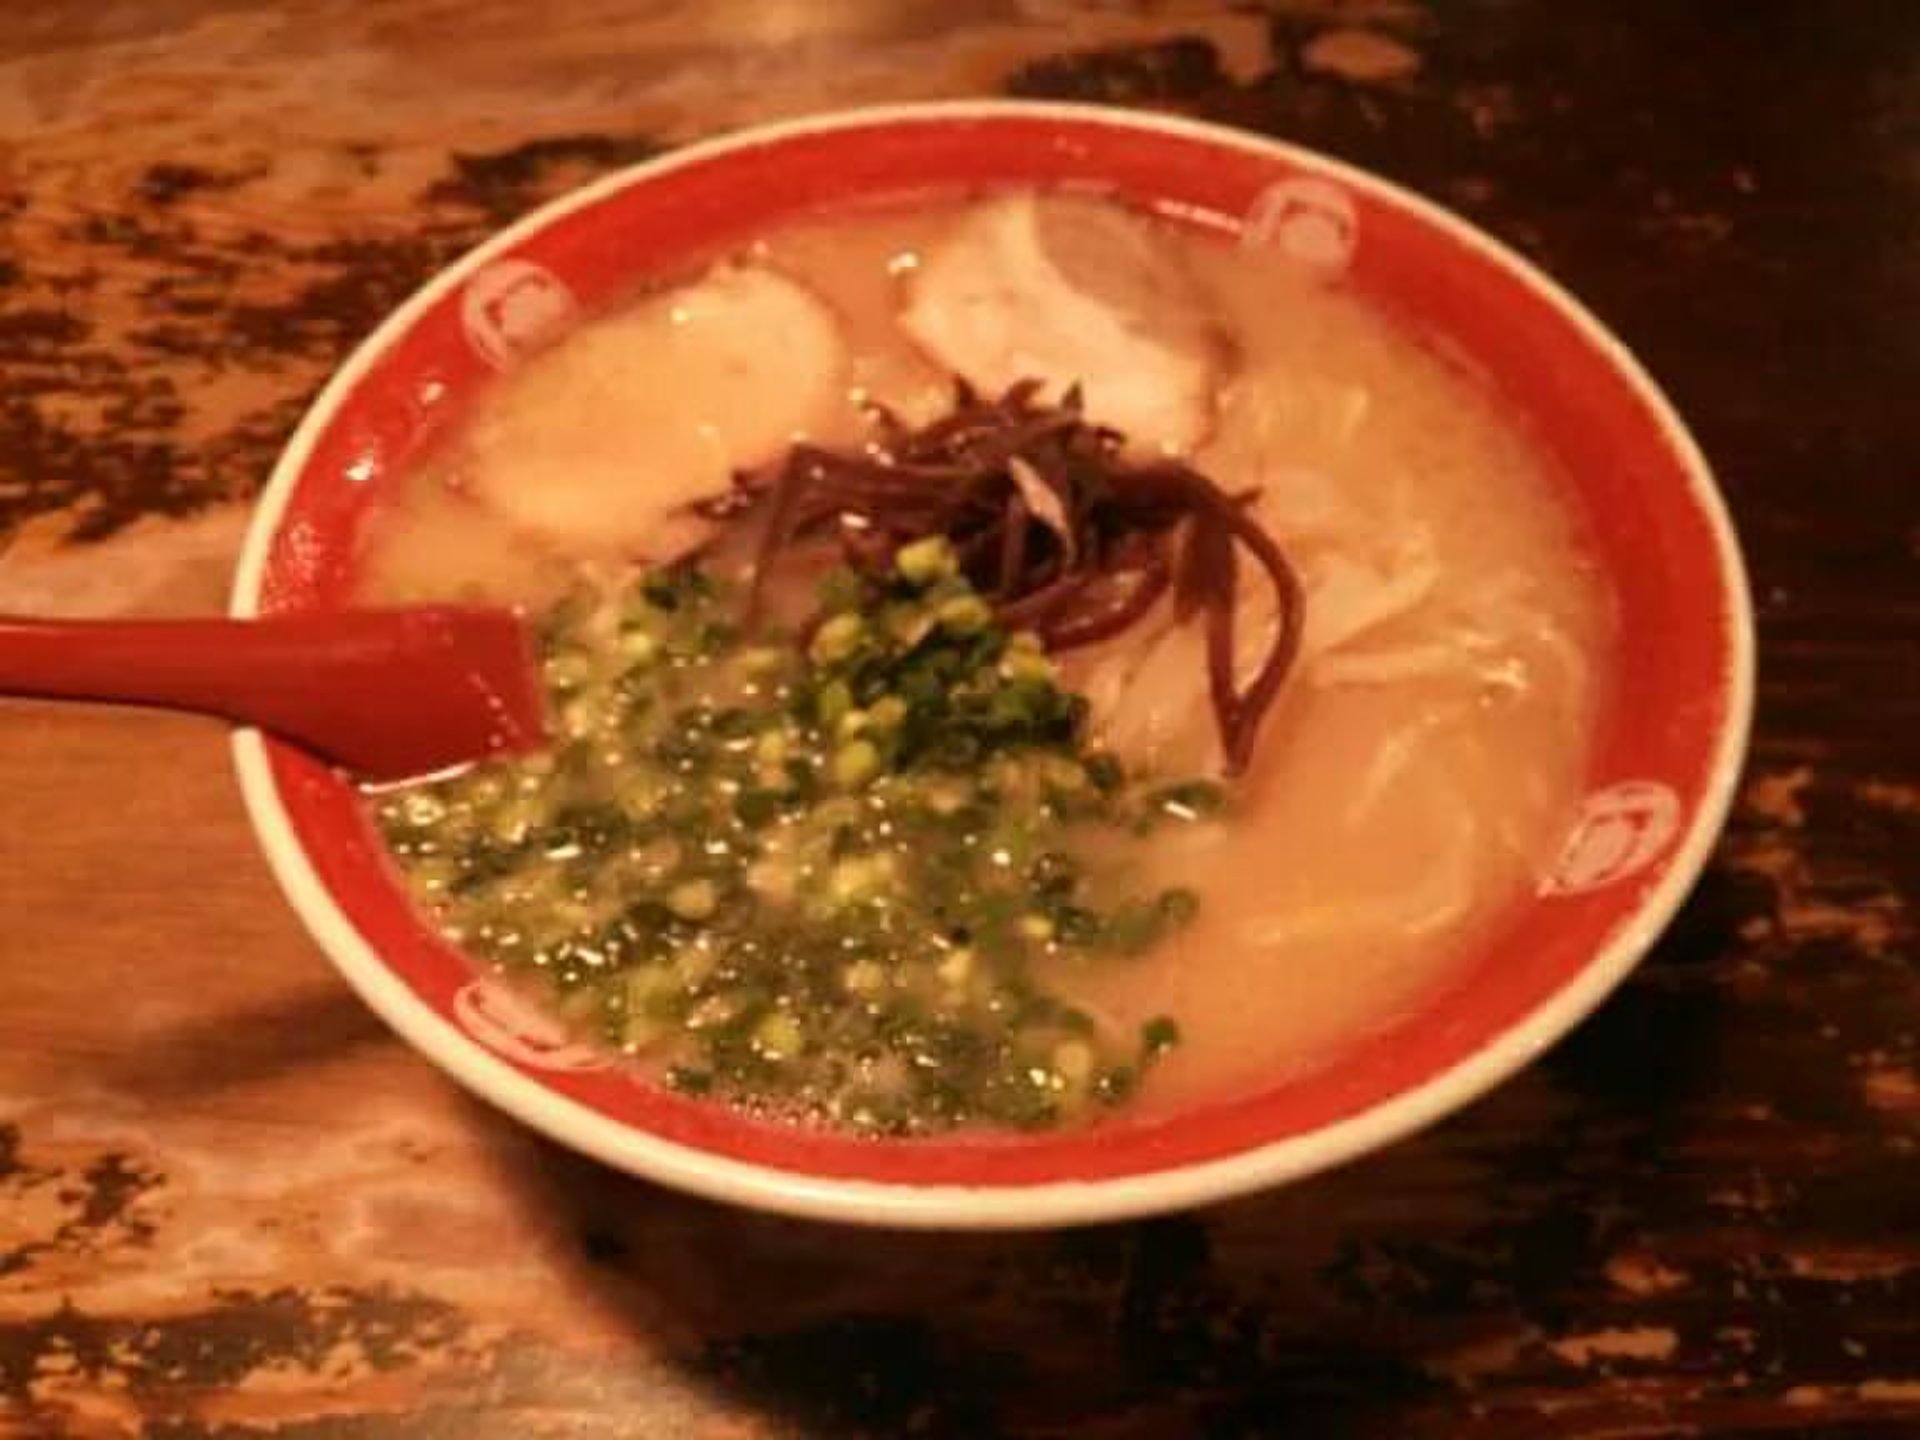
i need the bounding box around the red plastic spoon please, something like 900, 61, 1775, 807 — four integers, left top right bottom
0, 608, 548, 783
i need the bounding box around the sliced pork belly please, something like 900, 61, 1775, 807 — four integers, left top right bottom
899, 193, 1223, 454
464, 266, 848, 556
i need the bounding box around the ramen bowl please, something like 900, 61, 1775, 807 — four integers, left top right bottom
232, 101, 1752, 1228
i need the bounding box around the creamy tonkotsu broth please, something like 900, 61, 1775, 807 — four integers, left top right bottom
360, 190, 1610, 1131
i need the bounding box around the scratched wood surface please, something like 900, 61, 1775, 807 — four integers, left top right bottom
2, 1, 1917, 1435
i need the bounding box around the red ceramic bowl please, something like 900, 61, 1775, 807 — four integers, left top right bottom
232, 102, 1753, 1228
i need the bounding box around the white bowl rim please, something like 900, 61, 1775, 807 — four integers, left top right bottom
231, 98, 1755, 1230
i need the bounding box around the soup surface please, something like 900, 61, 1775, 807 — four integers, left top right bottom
360, 189, 1612, 1131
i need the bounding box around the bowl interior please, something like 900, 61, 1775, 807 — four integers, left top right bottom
234, 105, 1750, 1213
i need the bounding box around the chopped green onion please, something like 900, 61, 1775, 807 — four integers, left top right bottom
896, 534, 959, 585
810, 612, 866, 664
832, 739, 882, 789
667, 878, 718, 921
375, 558, 1220, 1139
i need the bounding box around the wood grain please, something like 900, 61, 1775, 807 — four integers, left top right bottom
3, 1, 1917, 1435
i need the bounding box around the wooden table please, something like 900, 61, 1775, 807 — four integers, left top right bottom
3, 3, 1916, 1435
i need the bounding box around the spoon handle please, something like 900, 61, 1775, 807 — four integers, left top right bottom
0, 609, 546, 781
0, 613, 415, 711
